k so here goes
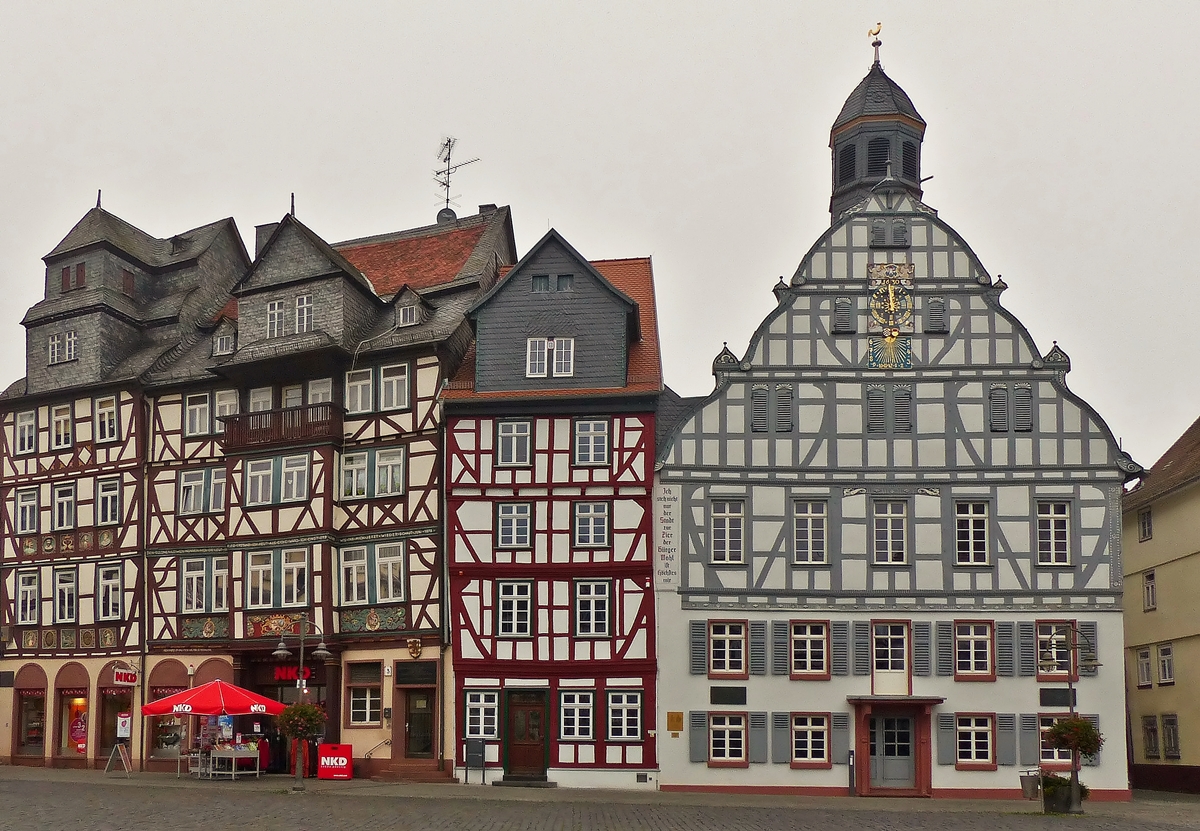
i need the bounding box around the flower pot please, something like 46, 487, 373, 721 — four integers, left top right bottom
1043, 787, 1072, 814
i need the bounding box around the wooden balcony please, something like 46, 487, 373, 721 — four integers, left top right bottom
220, 403, 343, 451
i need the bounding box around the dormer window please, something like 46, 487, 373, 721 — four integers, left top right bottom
532, 275, 550, 292
295, 295, 313, 334
267, 300, 285, 338
48, 331, 78, 365
399, 305, 418, 327
526, 337, 574, 378
213, 333, 235, 356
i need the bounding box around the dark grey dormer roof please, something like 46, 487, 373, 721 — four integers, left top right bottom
832, 61, 925, 133
45, 207, 233, 270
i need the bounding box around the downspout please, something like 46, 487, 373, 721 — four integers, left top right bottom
436, 375, 451, 774
139, 391, 152, 770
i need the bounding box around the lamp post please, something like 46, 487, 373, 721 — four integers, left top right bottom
1038, 621, 1101, 814
271, 612, 332, 791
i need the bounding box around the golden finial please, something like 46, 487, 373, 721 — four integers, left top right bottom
868, 22, 882, 64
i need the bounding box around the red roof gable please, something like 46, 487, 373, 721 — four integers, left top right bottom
210, 297, 238, 324
336, 224, 487, 296
1124, 413, 1200, 511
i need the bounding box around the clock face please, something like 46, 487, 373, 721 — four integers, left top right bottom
868, 280, 913, 328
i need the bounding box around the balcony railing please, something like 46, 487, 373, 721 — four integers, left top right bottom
220, 403, 343, 450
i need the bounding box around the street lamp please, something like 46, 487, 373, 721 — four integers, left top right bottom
1038, 621, 1101, 814
271, 611, 332, 791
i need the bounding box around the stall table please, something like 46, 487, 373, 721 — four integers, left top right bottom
208, 748, 261, 780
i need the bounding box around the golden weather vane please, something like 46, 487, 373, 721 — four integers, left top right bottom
868, 22, 882, 64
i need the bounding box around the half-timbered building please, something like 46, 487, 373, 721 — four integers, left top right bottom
443, 231, 663, 787
653, 55, 1141, 798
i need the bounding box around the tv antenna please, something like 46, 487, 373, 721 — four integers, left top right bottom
434, 137, 480, 212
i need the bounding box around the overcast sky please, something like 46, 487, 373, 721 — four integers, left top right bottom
0, 3, 1195, 468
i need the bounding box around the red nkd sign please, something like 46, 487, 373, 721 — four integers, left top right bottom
317, 743, 353, 780
113, 668, 138, 686
274, 666, 312, 682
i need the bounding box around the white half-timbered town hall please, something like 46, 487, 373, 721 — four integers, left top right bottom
653, 54, 1140, 797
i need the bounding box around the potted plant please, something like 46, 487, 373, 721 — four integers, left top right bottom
1042, 717, 1103, 813
278, 702, 326, 788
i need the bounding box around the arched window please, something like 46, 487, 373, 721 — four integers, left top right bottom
838, 144, 857, 185
867, 138, 890, 177
902, 141, 918, 180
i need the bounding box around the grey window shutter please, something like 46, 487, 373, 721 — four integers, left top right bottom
997, 714, 1017, 766
831, 713, 850, 763
936, 713, 956, 765
831, 621, 850, 676
935, 621, 954, 676
871, 220, 887, 247
996, 621, 1015, 677
838, 144, 856, 185
749, 712, 768, 763
1082, 715, 1100, 766
893, 386, 912, 433
891, 219, 909, 247
866, 387, 886, 433
689, 711, 708, 763
834, 297, 855, 333
913, 621, 931, 676
1018, 621, 1036, 676
771, 620, 790, 675
751, 386, 769, 432
1014, 384, 1033, 431
775, 385, 794, 432
690, 620, 707, 675
771, 712, 791, 764
852, 620, 871, 675
1018, 714, 1040, 766
924, 297, 947, 333
1078, 622, 1099, 677
749, 621, 767, 675
989, 385, 1009, 432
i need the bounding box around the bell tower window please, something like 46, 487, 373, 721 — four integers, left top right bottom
867, 138, 890, 177
837, 145, 857, 185
902, 141, 918, 180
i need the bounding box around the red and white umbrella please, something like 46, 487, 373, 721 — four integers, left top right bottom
141, 679, 285, 717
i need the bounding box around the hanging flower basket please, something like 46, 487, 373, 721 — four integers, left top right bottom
1045, 717, 1104, 758
277, 702, 326, 740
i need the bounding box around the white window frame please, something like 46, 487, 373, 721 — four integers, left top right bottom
349, 686, 382, 726
1037, 622, 1071, 676
267, 299, 285, 338
214, 389, 238, 434
15, 410, 36, 454
573, 502, 609, 548
873, 500, 907, 564
95, 397, 118, 443
526, 338, 548, 377
791, 622, 827, 675
1158, 643, 1175, 685
345, 370, 373, 414
873, 622, 907, 672
51, 404, 72, 449
209, 469, 226, 513
375, 448, 405, 497
560, 691, 594, 740
1036, 501, 1071, 565
497, 581, 532, 637
307, 378, 332, 403
246, 459, 274, 506
97, 477, 121, 526
793, 501, 827, 564
185, 393, 210, 437
212, 556, 229, 612
249, 387, 273, 412
1143, 571, 1157, 611
380, 364, 409, 411
710, 500, 744, 564
792, 714, 829, 762
573, 419, 609, 466
181, 558, 207, 614
465, 691, 499, 739
1138, 508, 1153, 542
48, 333, 64, 365
709, 713, 746, 762
552, 337, 574, 377
16, 488, 38, 535
607, 691, 641, 741
281, 454, 309, 502
54, 568, 76, 624
341, 452, 368, 499
709, 622, 746, 675
954, 622, 992, 676
398, 305, 417, 326
52, 483, 75, 531
340, 547, 368, 606
497, 421, 531, 466
955, 501, 989, 565
212, 332, 235, 356
247, 552, 274, 608
376, 543, 405, 602
281, 548, 307, 607
956, 715, 993, 764
97, 563, 122, 621
16, 571, 38, 625
497, 503, 531, 549
295, 294, 313, 333
574, 580, 610, 638
65, 330, 78, 361
1136, 648, 1153, 687
1040, 715, 1072, 762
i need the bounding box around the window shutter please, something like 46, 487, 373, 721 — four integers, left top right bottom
996, 621, 1015, 677
891, 219, 909, 247
348, 662, 382, 684
871, 220, 887, 247
1017, 621, 1036, 676
749, 621, 767, 675
1082, 715, 1100, 766
122, 269, 135, 296
902, 141, 918, 180
1018, 714, 1040, 765
61, 267, 71, 293
771, 712, 791, 764
749, 712, 768, 763
771, 620, 789, 675
935, 621, 954, 676
866, 387, 886, 433
751, 386, 769, 432
867, 137, 889, 177
913, 621, 931, 676
689, 711, 708, 762
838, 144, 856, 185
1014, 385, 1033, 432
833, 297, 855, 333
75, 263, 86, 288
936, 712, 956, 765
893, 386, 912, 433
831, 621, 850, 676
852, 620, 871, 675
689, 620, 707, 675
831, 713, 851, 763
1078, 621, 1098, 676
924, 298, 947, 333
775, 385, 793, 432
996, 714, 1017, 766
989, 385, 1009, 432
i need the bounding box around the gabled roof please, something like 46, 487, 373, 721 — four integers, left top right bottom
1124, 414, 1200, 511
45, 207, 237, 271
832, 61, 925, 135
237, 214, 376, 297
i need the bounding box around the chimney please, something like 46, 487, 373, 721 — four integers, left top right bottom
255, 223, 279, 258
478, 204, 497, 216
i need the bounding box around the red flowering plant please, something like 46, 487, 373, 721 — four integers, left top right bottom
277, 702, 326, 740
1045, 717, 1104, 758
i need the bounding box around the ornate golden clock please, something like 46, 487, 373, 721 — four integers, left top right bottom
867, 262, 915, 334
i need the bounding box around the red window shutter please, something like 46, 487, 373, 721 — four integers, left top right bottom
122, 269, 134, 295
75, 263, 86, 288
61, 267, 71, 292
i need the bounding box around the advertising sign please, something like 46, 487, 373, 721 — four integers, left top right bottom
112, 668, 138, 687
317, 743, 353, 780
116, 712, 132, 739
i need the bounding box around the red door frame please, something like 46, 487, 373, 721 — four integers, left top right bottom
853, 701, 934, 797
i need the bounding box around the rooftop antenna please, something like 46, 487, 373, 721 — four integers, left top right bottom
868, 22, 882, 65
434, 136, 480, 216
290, 193, 296, 217
96, 189, 102, 209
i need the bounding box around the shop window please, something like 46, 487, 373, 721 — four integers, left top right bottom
58, 691, 89, 757
18, 693, 45, 755
347, 662, 382, 726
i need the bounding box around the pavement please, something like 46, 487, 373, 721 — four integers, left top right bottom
0, 765, 1197, 830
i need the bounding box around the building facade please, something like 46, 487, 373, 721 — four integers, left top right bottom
1122, 416, 1200, 792
443, 231, 663, 787
653, 57, 1140, 797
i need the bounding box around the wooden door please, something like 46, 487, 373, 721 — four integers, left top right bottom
505, 691, 547, 776
405, 689, 434, 758
869, 715, 915, 788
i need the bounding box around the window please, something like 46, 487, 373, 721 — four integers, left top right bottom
837, 144, 856, 184
181, 559, 207, 614
282, 549, 307, 606
575, 580, 610, 637
97, 478, 120, 525
573, 419, 609, 466
341, 548, 368, 605
347, 663, 383, 725
497, 421, 531, 466
531, 275, 550, 292
710, 714, 746, 763
866, 137, 889, 177
711, 501, 744, 564
526, 338, 547, 377
61, 262, 86, 291
525, 338, 574, 377
710, 622, 746, 675
380, 364, 409, 410
345, 370, 373, 414
214, 390, 238, 434
873, 501, 907, 564
893, 386, 912, 432
1136, 648, 1153, 687
16, 410, 35, 454
97, 564, 122, 620
376, 449, 405, 496
341, 453, 368, 499
1143, 571, 1157, 611
48, 333, 62, 364
608, 691, 641, 740
874, 623, 907, 671
51, 405, 72, 449
573, 502, 609, 547
376, 544, 404, 602
791, 622, 827, 676
1037, 502, 1070, 565
989, 386, 1009, 432
792, 714, 828, 763
871, 219, 887, 247
793, 502, 827, 564
54, 569, 76, 623
17, 572, 38, 625
1163, 714, 1181, 759
1037, 623, 1070, 676
295, 294, 313, 333
553, 338, 574, 376
833, 297, 855, 333
249, 387, 272, 412
185, 394, 210, 436
398, 305, 417, 326
1040, 715, 1072, 762
247, 552, 273, 608
954, 623, 992, 676
560, 692, 594, 740
498, 503, 531, 548
902, 141, 918, 179
246, 460, 273, 506
52, 483, 75, 531
956, 715, 993, 765
280, 385, 302, 409
1158, 643, 1175, 685
281, 454, 309, 502
497, 581, 532, 637
1138, 508, 1153, 542
49, 332, 77, 364
891, 219, 909, 247
95, 397, 118, 443
1142, 715, 1161, 759
16, 489, 38, 535
212, 333, 235, 356
556, 274, 573, 291
212, 557, 229, 611
955, 502, 989, 565
267, 300, 285, 338
465, 691, 499, 738
210, 469, 226, 513
924, 297, 948, 333
308, 378, 332, 403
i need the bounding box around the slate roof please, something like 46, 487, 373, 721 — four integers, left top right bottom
832, 61, 925, 133
46, 208, 232, 270
1123, 414, 1200, 511
656, 386, 705, 453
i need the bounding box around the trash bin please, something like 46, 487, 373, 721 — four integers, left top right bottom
1019, 769, 1041, 800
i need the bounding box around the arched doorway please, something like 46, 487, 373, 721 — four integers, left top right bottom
96, 661, 135, 760
145, 659, 190, 768
12, 664, 47, 764
52, 663, 90, 767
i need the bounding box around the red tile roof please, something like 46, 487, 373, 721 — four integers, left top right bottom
1124, 414, 1200, 511
444, 257, 662, 401
210, 298, 238, 323
336, 224, 487, 296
